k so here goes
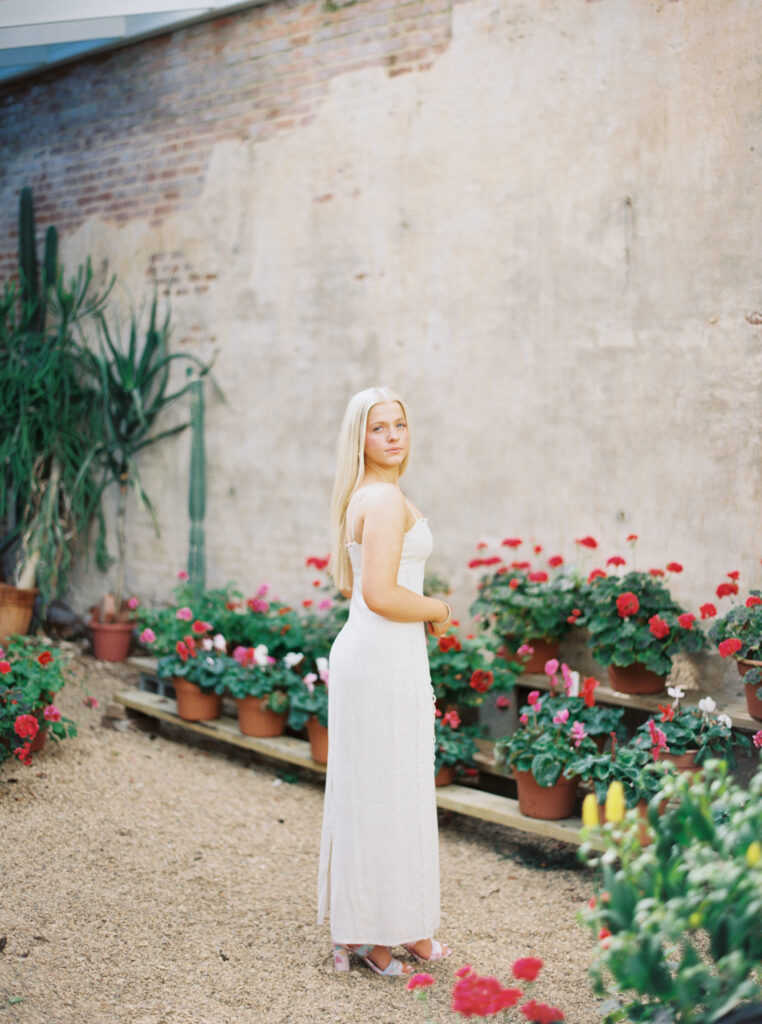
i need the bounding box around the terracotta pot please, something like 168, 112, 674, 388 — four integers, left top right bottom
503, 637, 560, 675
737, 659, 762, 721
435, 764, 456, 787
29, 726, 47, 753
608, 663, 666, 695
173, 676, 222, 722
0, 583, 38, 643
514, 769, 579, 819
655, 748, 701, 774
89, 619, 134, 662
307, 716, 328, 763
236, 695, 287, 737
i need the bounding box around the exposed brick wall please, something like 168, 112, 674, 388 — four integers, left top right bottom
0, 0, 453, 283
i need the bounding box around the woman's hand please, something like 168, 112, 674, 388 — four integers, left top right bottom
427, 601, 452, 637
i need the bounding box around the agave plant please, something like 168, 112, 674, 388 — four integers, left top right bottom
85, 293, 217, 615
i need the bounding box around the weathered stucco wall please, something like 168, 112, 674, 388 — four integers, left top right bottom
1, 0, 761, 622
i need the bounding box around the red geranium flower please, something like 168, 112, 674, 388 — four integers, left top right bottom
547, 555, 563, 568
438, 635, 461, 653
476, 541, 489, 550
576, 536, 598, 549
451, 968, 523, 1017
501, 537, 522, 548
0, 660, 10, 674
512, 956, 543, 982
746, 596, 762, 608
717, 582, 739, 599
14, 744, 32, 766
512, 560, 531, 570
648, 615, 670, 639
406, 972, 435, 990
677, 613, 696, 630
626, 533, 638, 542
527, 571, 548, 583
666, 562, 683, 573
718, 638, 743, 658
521, 999, 565, 1023
606, 555, 626, 567
587, 569, 607, 583
533, 544, 542, 555
306, 555, 330, 570
470, 669, 494, 693
442, 710, 461, 728
176, 640, 189, 662
649, 568, 665, 577
700, 602, 717, 619
191, 620, 212, 634
483, 556, 502, 566
14, 714, 39, 740
37, 650, 53, 666
616, 592, 639, 618
727, 570, 740, 581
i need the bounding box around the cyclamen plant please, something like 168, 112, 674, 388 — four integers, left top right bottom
636, 684, 749, 767
407, 956, 564, 1022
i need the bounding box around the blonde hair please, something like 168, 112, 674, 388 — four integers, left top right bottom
329, 386, 410, 592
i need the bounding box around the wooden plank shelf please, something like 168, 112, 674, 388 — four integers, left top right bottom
114, 688, 588, 846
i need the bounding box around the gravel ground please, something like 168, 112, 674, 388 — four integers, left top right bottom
1, 647, 604, 1024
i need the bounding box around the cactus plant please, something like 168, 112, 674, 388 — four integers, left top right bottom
17, 186, 58, 333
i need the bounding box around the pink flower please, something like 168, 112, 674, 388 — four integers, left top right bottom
520, 713, 529, 725
83, 695, 99, 708
544, 658, 559, 677
520, 999, 565, 1022
718, 638, 743, 657
43, 705, 61, 722
318, 598, 333, 610
442, 710, 461, 728
512, 956, 543, 982
553, 708, 569, 725
177, 569, 189, 580
139, 627, 156, 645
127, 596, 139, 610
527, 690, 541, 706
517, 644, 535, 657
303, 672, 317, 694
561, 663, 574, 693
647, 719, 668, 751
753, 731, 762, 749
14, 714, 39, 740
176, 606, 193, 621
570, 722, 587, 747
248, 598, 269, 613
406, 972, 435, 990
496, 695, 511, 709
257, 583, 271, 597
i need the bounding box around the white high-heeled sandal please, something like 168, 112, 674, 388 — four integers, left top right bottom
333, 943, 413, 976
402, 938, 451, 962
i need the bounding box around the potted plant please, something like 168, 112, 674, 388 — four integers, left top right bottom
427, 628, 521, 711
0, 636, 76, 762
579, 565, 707, 694
287, 656, 330, 763
136, 579, 243, 656
494, 689, 598, 819
539, 660, 626, 750
434, 708, 480, 786
156, 625, 231, 721
580, 757, 762, 1023
224, 645, 301, 738
470, 547, 581, 672
635, 684, 749, 771
84, 292, 216, 661
0, 189, 113, 629
708, 590, 762, 721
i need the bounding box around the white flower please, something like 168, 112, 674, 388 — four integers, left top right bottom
253, 644, 269, 667
303, 672, 317, 694
204, 656, 215, 667
213, 633, 226, 651
667, 685, 685, 700
201, 638, 213, 651
568, 670, 580, 697
283, 652, 305, 669
316, 657, 329, 684
717, 713, 732, 728
698, 696, 717, 714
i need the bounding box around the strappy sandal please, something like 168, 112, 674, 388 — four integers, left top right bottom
402, 938, 452, 962
333, 943, 414, 976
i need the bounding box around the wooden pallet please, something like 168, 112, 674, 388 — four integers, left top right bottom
114, 687, 588, 846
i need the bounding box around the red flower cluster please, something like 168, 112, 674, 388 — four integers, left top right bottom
649, 568, 665, 577
438, 635, 461, 653
677, 613, 696, 630
666, 562, 683, 573
468, 556, 502, 569
547, 555, 564, 568
615, 592, 639, 618
14, 743, 33, 766
648, 615, 670, 639
14, 714, 39, 740
37, 650, 53, 666
191, 619, 212, 634
626, 533, 638, 542
0, 661, 10, 674
470, 669, 494, 693
451, 967, 522, 1017
658, 703, 675, 722
512, 957, 543, 982
719, 638, 743, 658
717, 582, 739, 599
587, 569, 606, 583
727, 570, 740, 581
527, 571, 548, 583
746, 596, 762, 608
176, 636, 198, 662
406, 972, 435, 990
581, 676, 598, 708
576, 536, 598, 549
521, 999, 565, 1023
502, 537, 522, 548
305, 555, 330, 570
606, 555, 626, 567
566, 607, 582, 625
700, 602, 717, 619
442, 710, 461, 728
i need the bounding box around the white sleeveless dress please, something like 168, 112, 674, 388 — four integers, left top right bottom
316, 508, 441, 946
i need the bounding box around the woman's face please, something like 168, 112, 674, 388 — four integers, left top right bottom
364, 401, 409, 471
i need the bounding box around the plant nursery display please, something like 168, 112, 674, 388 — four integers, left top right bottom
426, 628, 521, 708
580, 758, 762, 1024
709, 588, 762, 721
433, 708, 480, 785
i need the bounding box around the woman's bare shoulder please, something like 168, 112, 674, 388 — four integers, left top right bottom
355, 482, 406, 521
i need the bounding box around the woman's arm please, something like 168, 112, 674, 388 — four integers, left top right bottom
359, 485, 451, 629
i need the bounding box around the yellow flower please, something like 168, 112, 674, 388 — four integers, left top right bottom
688, 911, 703, 929
582, 792, 600, 828
605, 781, 626, 823
746, 840, 761, 867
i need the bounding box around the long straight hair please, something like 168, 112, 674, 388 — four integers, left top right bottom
329, 386, 410, 592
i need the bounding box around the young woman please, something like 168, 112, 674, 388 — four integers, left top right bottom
317, 386, 452, 977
